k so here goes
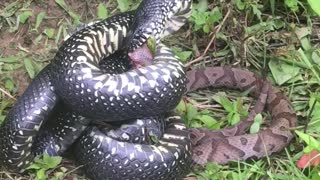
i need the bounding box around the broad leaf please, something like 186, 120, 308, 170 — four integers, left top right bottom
97, 3, 108, 19
24, 58, 35, 79
295, 130, 320, 152
43, 153, 62, 169
308, 0, 320, 16
19, 11, 32, 24
268, 60, 300, 85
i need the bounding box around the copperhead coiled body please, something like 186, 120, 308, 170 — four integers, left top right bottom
186, 67, 296, 165
0, 0, 297, 179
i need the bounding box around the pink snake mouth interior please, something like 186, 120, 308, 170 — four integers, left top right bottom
128, 43, 154, 68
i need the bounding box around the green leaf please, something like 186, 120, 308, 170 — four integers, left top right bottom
190, 6, 221, 33
1, 1, 21, 18
295, 130, 320, 152
235, 98, 248, 117
0, 115, 6, 123
55, 23, 68, 44
229, 113, 240, 125
27, 163, 42, 170
308, 0, 320, 16
172, 48, 192, 62
4, 78, 16, 92
270, 0, 275, 16
43, 28, 55, 39
36, 168, 46, 180
0, 56, 20, 63
35, 12, 46, 30
311, 167, 320, 180
250, 114, 263, 134
117, 0, 130, 12
250, 4, 262, 21
298, 48, 320, 81
268, 60, 300, 85
147, 36, 156, 54
295, 27, 312, 50
285, 0, 298, 12
97, 3, 108, 19
186, 104, 198, 122
149, 134, 160, 144
55, 0, 80, 24
43, 154, 62, 169
194, 11, 206, 25
235, 0, 246, 10
312, 50, 320, 64
309, 93, 320, 122
298, 48, 312, 68
219, 96, 234, 112
18, 10, 32, 24
300, 37, 312, 50
295, 27, 312, 40
194, 0, 208, 12
195, 115, 218, 129
24, 58, 35, 79
190, 10, 207, 31
207, 7, 222, 24
202, 24, 210, 33
175, 100, 187, 115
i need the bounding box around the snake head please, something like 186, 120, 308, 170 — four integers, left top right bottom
126, 0, 167, 52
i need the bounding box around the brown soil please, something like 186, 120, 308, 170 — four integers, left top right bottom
0, 0, 108, 95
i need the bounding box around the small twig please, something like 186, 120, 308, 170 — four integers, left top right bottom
0, 87, 16, 100
17, 43, 29, 53
287, 119, 320, 131
0, 172, 14, 180
62, 165, 84, 177
185, 8, 231, 68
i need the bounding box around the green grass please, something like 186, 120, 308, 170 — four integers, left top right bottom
0, 0, 320, 179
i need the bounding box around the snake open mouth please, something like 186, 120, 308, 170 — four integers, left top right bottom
128, 43, 154, 68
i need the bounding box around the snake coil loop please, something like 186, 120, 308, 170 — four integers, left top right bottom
0, 0, 194, 179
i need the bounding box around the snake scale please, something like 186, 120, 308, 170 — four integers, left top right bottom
0, 0, 297, 179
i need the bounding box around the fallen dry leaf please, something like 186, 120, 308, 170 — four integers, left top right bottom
297, 150, 320, 169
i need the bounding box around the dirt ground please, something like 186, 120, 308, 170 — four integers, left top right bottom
0, 0, 115, 95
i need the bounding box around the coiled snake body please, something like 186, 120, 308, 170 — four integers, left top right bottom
0, 0, 296, 179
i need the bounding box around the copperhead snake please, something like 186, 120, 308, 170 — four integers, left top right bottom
186, 67, 297, 165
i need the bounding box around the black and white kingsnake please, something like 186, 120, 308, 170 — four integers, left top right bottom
0, 0, 194, 179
